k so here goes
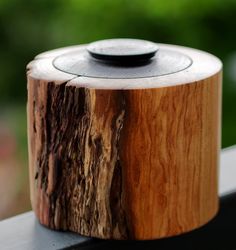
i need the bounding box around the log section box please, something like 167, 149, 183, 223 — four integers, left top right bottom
27, 39, 222, 240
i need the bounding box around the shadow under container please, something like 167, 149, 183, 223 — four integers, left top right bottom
27, 39, 222, 240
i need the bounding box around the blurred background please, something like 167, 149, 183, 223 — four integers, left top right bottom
0, 0, 236, 219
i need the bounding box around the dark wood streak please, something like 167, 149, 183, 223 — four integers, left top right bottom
28, 80, 130, 239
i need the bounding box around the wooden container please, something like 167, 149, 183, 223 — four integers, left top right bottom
27, 39, 222, 240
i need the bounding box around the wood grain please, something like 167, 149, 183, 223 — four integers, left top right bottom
27, 44, 222, 239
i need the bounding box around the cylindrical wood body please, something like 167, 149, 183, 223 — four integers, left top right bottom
27, 44, 222, 239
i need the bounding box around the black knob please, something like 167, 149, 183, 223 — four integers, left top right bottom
87, 38, 159, 63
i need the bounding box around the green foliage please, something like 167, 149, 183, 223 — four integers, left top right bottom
0, 0, 235, 147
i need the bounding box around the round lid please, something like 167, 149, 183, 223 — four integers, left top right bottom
52, 38, 193, 79
31, 40, 222, 89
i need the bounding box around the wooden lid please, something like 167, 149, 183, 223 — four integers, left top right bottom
27, 42, 222, 89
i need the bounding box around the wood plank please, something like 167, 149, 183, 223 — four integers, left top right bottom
219, 146, 236, 195
0, 212, 90, 250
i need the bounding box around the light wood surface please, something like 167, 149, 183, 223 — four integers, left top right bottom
27, 44, 222, 239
